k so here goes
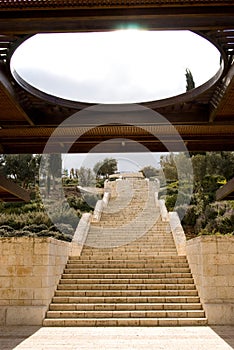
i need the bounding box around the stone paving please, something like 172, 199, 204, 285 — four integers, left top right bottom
0, 326, 234, 350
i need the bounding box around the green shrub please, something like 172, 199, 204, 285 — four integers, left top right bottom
23, 223, 48, 233
0, 225, 14, 232
195, 201, 234, 235
53, 223, 74, 235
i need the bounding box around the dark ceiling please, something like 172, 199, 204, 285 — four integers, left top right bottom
0, 0, 234, 154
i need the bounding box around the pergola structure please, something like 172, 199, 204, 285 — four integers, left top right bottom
216, 177, 234, 200
0, 0, 234, 154
0, 173, 30, 202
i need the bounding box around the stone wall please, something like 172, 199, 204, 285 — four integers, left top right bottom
186, 235, 234, 325
0, 237, 70, 325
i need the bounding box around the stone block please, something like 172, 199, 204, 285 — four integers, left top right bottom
0, 308, 6, 325
216, 286, 233, 299
201, 242, 217, 254
18, 288, 34, 300
218, 265, 234, 276
205, 303, 234, 325
0, 277, 11, 288
15, 266, 33, 276
13, 276, 42, 289
6, 306, 47, 325
0, 288, 19, 300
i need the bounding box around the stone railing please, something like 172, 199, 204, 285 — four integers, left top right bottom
158, 199, 169, 222
169, 211, 186, 256
71, 212, 92, 256
157, 197, 186, 256
92, 191, 110, 222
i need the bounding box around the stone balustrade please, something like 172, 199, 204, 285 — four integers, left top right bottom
158, 199, 169, 222
71, 212, 92, 256
169, 211, 186, 256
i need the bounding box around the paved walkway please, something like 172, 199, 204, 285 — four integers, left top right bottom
0, 326, 234, 350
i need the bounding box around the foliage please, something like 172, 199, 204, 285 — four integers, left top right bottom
93, 158, 117, 179
0, 154, 41, 188
76, 167, 95, 187
67, 194, 98, 212
141, 166, 159, 179
160, 151, 234, 236
40, 154, 62, 196
160, 154, 178, 182
185, 68, 195, 91
0, 211, 52, 229
0, 224, 73, 242
50, 223, 74, 235
196, 201, 234, 235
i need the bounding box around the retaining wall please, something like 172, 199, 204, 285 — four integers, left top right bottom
186, 235, 234, 325
0, 237, 70, 325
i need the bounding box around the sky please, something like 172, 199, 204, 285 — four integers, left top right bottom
62, 152, 165, 172
11, 30, 221, 172
10, 30, 221, 104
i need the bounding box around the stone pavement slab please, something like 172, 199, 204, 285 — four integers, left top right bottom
0, 326, 234, 350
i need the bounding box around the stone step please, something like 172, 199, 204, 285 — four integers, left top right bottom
66, 262, 188, 269
55, 290, 199, 297
74, 253, 179, 258
69, 256, 187, 262
52, 296, 201, 304
57, 283, 196, 291
62, 272, 193, 279
46, 309, 205, 319
64, 268, 191, 274
60, 278, 194, 285
43, 317, 207, 326
49, 302, 202, 311
81, 246, 177, 252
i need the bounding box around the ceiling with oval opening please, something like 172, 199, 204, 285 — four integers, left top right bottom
10, 30, 221, 104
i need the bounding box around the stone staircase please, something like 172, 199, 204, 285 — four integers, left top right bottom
43, 177, 207, 326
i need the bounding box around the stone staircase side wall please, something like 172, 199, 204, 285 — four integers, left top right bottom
71, 213, 92, 256
169, 212, 186, 256
186, 235, 234, 325
0, 237, 70, 326
158, 199, 169, 222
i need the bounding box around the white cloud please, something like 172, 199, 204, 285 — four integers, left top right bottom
11, 30, 220, 104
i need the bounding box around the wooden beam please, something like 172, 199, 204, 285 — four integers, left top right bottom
0, 6, 234, 34
1, 123, 234, 153
216, 177, 234, 201
0, 64, 34, 126
0, 173, 30, 202
210, 65, 234, 122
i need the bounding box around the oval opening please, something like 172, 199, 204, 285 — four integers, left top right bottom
10, 30, 221, 104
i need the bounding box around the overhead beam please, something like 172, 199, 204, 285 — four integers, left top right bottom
216, 177, 234, 201
210, 65, 234, 122
1, 123, 234, 153
0, 64, 34, 126
0, 173, 30, 202
0, 6, 234, 34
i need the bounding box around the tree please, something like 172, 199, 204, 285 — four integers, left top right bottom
77, 167, 95, 187
160, 153, 178, 182
185, 68, 195, 91
141, 165, 159, 179
93, 158, 118, 179
0, 154, 41, 188
40, 154, 62, 196
48, 154, 62, 190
